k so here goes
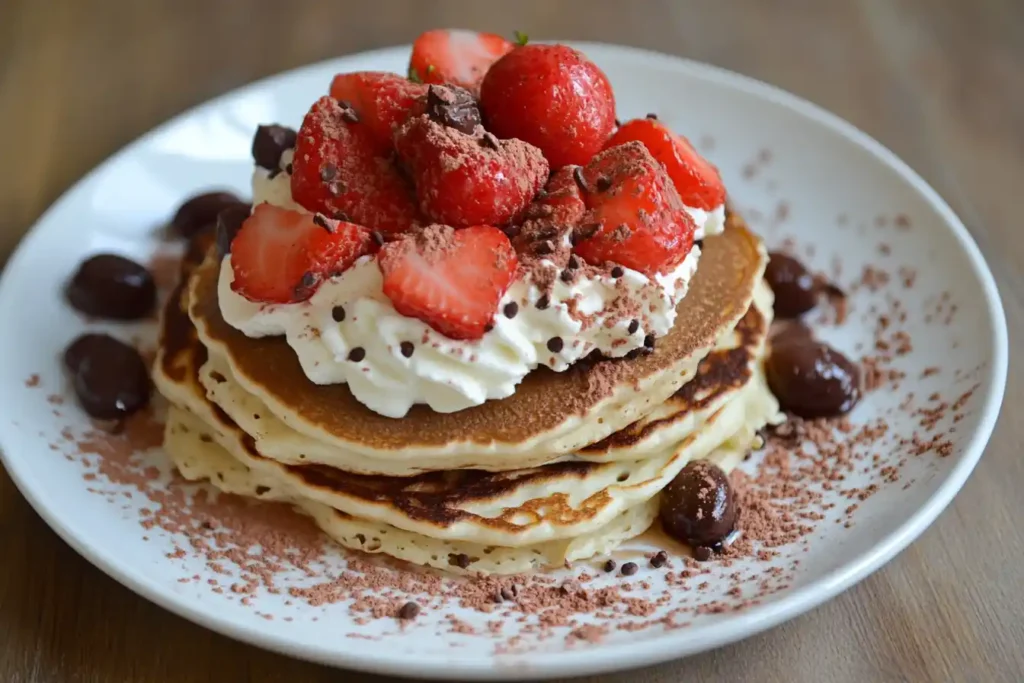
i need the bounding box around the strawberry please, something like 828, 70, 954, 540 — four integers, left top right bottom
409, 29, 514, 95
230, 203, 378, 304
379, 224, 518, 340
329, 71, 427, 145
480, 44, 616, 169
572, 141, 696, 277
291, 96, 419, 234
605, 118, 725, 210
394, 100, 548, 228
512, 165, 586, 250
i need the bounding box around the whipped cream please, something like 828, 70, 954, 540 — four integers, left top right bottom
218, 153, 722, 418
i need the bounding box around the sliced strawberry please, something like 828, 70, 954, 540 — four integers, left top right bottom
230, 203, 378, 304
394, 100, 548, 228
572, 141, 696, 277
513, 165, 586, 251
329, 71, 428, 145
605, 118, 725, 210
291, 96, 419, 234
379, 224, 518, 340
409, 29, 514, 95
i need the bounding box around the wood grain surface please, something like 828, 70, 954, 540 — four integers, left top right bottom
1, 0, 1022, 681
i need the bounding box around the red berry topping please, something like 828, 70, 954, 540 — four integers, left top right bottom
480, 44, 616, 169
409, 29, 514, 95
532, 164, 587, 227
291, 96, 419, 234
605, 118, 725, 210
394, 105, 548, 228
230, 203, 378, 304
379, 224, 518, 340
329, 71, 428, 145
572, 141, 696, 277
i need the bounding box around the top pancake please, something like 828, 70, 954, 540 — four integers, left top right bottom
187, 213, 766, 458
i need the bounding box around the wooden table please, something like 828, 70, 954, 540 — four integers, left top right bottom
2, 1, 1022, 680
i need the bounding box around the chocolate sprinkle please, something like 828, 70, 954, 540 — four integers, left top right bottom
503, 302, 519, 318
644, 334, 655, 349
333, 210, 351, 222
534, 241, 555, 256
572, 166, 588, 192
594, 175, 612, 192
341, 108, 360, 123
572, 223, 599, 245
424, 85, 481, 135
547, 337, 564, 353
560, 269, 574, 283
621, 562, 639, 576
650, 550, 668, 568
332, 306, 345, 322
348, 347, 366, 362
646, 112, 659, 120
567, 254, 580, 269
536, 294, 550, 310
610, 266, 624, 278
312, 214, 332, 232
603, 559, 617, 573
371, 231, 385, 247
693, 546, 713, 562
399, 341, 415, 358
627, 319, 639, 334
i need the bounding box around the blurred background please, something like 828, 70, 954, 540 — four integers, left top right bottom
1, 1, 1021, 681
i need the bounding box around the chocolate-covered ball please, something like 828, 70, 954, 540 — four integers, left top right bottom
171, 191, 246, 238
660, 461, 737, 547
765, 252, 818, 318
63, 334, 150, 420
66, 254, 156, 320
766, 336, 860, 418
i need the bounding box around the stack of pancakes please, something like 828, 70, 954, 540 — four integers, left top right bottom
154, 211, 780, 574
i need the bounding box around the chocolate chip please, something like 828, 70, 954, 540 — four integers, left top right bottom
560, 269, 574, 283
646, 112, 659, 120
650, 550, 668, 568
503, 302, 519, 318
295, 271, 318, 297
348, 347, 366, 362
371, 231, 385, 247
255, 486, 271, 496
397, 602, 420, 620
450, 553, 472, 569
567, 254, 580, 269
66, 254, 156, 320
547, 336, 564, 353
312, 213, 333, 232
215, 204, 251, 257
571, 223, 599, 245
572, 166, 588, 192
480, 132, 500, 150
644, 334, 655, 349
341, 108, 360, 123
660, 461, 737, 547
533, 241, 554, 256
536, 294, 550, 310
620, 562, 638, 576
171, 191, 244, 239
603, 559, 617, 573
251, 124, 296, 171
594, 175, 611, 192
425, 85, 481, 134
332, 306, 345, 322
500, 586, 516, 601
693, 546, 713, 562
501, 224, 523, 240
320, 164, 338, 182
400, 341, 415, 358
610, 266, 624, 278
63, 334, 150, 420
627, 319, 639, 335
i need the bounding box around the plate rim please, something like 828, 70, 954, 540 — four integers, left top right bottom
0, 41, 1009, 681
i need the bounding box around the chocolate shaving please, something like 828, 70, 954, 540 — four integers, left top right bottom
425, 85, 482, 135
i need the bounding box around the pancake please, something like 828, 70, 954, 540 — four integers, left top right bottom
153, 281, 778, 549
187, 214, 766, 465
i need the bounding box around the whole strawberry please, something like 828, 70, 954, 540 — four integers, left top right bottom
573, 141, 696, 277
329, 71, 428, 146
408, 29, 514, 96
291, 96, 419, 234
395, 85, 548, 228
480, 44, 616, 169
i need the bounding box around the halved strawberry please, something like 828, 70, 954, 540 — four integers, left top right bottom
230, 203, 378, 304
573, 141, 696, 276
379, 224, 518, 340
409, 29, 514, 95
605, 118, 725, 210
329, 71, 428, 145
291, 96, 419, 235
394, 105, 548, 228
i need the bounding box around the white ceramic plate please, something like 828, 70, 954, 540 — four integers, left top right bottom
0, 43, 1007, 680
